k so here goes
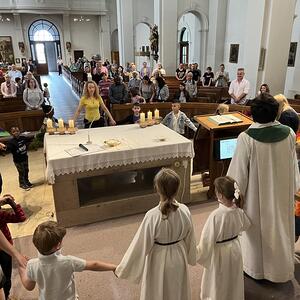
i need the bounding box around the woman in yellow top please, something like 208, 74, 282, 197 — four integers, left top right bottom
74, 80, 116, 128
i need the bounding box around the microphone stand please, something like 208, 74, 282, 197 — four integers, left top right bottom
86, 117, 95, 144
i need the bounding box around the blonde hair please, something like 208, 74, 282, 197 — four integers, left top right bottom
274, 94, 291, 118
214, 176, 243, 208
154, 168, 180, 217
217, 103, 229, 114
33, 221, 66, 255
82, 80, 101, 99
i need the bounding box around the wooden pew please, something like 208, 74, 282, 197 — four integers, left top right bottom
0, 96, 26, 113
0, 110, 44, 132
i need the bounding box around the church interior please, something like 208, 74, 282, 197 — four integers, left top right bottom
1, 0, 300, 299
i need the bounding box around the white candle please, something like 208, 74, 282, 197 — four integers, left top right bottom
58, 118, 64, 128
147, 111, 152, 120
68, 119, 74, 128
154, 109, 159, 119
46, 118, 53, 128
140, 112, 145, 123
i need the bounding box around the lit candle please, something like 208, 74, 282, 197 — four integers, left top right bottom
46, 118, 53, 129
147, 111, 152, 120
58, 118, 64, 128
140, 112, 145, 123
68, 119, 74, 128
154, 109, 159, 119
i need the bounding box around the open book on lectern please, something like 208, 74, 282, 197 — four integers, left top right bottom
208, 114, 243, 126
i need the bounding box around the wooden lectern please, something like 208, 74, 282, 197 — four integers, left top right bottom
193, 112, 252, 198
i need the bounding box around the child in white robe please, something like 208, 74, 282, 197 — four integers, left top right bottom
197, 176, 251, 300
115, 168, 197, 300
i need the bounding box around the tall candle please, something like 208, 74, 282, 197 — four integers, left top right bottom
68, 119, 74, 128
140, 112, 145, 123
147, 111, 152, 120
46, 118, 53, 128
154, 109, 159, 119
58, 118, 64, 128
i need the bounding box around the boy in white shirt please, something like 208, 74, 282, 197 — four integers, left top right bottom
18, 221, 116, 300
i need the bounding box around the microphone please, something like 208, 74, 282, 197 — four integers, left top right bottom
86, 117, 96, 144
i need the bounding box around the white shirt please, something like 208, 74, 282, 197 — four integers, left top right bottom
229, 78, 250, 104
172, 112, 180, 133
8, 70, 22, 82
27, 250, 86, 300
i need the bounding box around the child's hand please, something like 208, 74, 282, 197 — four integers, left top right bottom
0, 142, 6, 150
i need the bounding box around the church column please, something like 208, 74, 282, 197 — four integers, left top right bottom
259, 0, 296, 95
206, 0, 228, 71
98, 15, 111, 61
13, 13, 26, 59
154, 0, 178, 74
62, 14, 72, 65
116, 0, 134, 66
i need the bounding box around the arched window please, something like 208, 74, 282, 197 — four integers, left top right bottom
28, 20, 60, 42
179, 27, 189, 64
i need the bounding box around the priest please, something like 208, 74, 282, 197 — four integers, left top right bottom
227, 93, 300, 282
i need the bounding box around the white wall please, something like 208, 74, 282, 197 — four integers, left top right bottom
135, 23, 151, 69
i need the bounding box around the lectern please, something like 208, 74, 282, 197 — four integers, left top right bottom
193, 112, 252, 198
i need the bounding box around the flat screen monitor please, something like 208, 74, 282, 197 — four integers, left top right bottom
214, 138, 237, 160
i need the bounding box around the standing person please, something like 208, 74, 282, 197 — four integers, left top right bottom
227, 93, 300, 282
190, 63, 201, 82
18, 221, 116, 299
228, 68, 250, 104
57, 57, 63, 76
108, 76, 128, 104
151, 63, 166, 78
0, 75, 16, 98
98, 73, 112, 104
155, 76, 169, 102
139, 75, 155, 103
174, 83, 190, 103
0, 194, 26, 299
139, 62, 151, 79
8, 65, 22, 82
23, 78, 44, 110
43, 83, 50, 103
184, 72, 197, 99
115, 168, 197, 300
74, 80, 116, 128
258, 83, 270, 95
175, 63, 187, 81
7, 126, 33, 190
128, 71, 141, 91
197, 176, 250, 300
215, 64, 229, 87
202, 67, 214, 87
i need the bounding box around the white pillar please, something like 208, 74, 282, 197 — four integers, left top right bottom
98, 15, 111, 62
116, 0, 134, 66
260, 0, 296, 95
62, 14, 72, 65
207, 0, 228, 70
154, 0, 177, 74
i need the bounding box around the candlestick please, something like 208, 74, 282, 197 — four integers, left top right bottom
68, 119, 74, 128
147, 111, 152, 120
46, 118, 53, 129
154, 109, 159, 119
58, 118, 64, 128
140, 112, 145, 123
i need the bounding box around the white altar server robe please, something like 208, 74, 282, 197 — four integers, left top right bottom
227, 121, 300, 282
115, 202, 197, 300
197, 204, 250, 300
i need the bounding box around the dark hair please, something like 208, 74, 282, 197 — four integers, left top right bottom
33, 221, 66, 255
133, 103, 140, 107
143, 75, 150, 83
130, 87, 140, 97
42, 104, 54, 115
214, 176, 242, 208
154, 168, 180, 218
207, 67, 212, 71
100, 72, 107, 77
220, 64, 225, 67
15, 77, 21, 83
251, 93, 279, 123
260, 83, 270, 93
172, 99, 181, 104
156, 76, 165, 89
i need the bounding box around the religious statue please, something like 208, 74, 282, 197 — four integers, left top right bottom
149, 24, 159, 62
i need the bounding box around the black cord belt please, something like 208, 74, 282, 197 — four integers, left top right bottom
155, 240, 182, 246
216, 235, 238, 244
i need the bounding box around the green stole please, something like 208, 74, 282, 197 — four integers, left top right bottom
245, 124, 291, 143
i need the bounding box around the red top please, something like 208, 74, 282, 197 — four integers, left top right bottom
0, 204, 26, 244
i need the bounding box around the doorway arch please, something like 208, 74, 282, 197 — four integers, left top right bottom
28, 19, 61, 74
134, 22, 151, 70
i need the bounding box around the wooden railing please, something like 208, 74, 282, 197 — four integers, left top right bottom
62, 66, 84, 97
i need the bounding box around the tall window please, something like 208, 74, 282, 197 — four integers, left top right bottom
179, 27, 189, 64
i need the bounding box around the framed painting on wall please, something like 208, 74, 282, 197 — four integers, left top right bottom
229, 44, 239, 63
0, 36, 14, 64
288, 42, 297, 67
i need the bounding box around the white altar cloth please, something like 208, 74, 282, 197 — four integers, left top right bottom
44, 124, 194, 184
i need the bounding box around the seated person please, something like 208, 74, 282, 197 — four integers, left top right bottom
108, 76, 128, 104
1, 75, 16, 98
130, 88, 145, 104
174, 83, 190, 103
117, 103, 141, 125
162, 100, 197, 135
23, 79, 43, 110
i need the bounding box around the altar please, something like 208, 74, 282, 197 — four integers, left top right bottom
44, 124, 194, 226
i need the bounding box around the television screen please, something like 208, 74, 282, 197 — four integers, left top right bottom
219, 138, 237, 160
